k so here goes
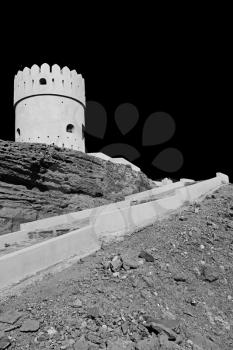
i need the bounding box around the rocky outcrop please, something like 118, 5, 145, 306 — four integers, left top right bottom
0, 140, 154, 234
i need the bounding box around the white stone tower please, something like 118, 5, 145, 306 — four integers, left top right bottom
14, 63, 85, 152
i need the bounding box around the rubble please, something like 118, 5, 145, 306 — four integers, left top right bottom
0, 184, 232, 349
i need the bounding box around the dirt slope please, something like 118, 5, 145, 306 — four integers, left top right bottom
0, 184, 232, 349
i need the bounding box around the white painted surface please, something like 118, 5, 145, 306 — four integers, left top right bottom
0, 226, 100, 290
0, 230, 28, 249
92, 175, 226, 241
125, 181, 185, 201
1, 174, 228, 290
88, 153, 111, 161
216, 172, 229, 184
91, 193, 183, 241
176, 176, 225, 202
153, 181, 162, 186
20, 200, 130, 231
161, 178, 173, 185
20, 174, 228, 234
14, 64, 85, 152
180, 178, 195, 184
88, 153, 141, 171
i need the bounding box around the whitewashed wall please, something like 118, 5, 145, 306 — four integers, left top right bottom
14, 64, 85, 152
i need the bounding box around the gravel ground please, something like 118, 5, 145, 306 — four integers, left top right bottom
0, 184, 233, 349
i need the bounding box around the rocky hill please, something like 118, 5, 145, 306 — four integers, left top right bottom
0, 140, 154, 235
0, 184, 232, 349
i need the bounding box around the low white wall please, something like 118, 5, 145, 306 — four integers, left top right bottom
180, 178, 195, 184
20, 200, 130, 232
88, 152, 111, 161
0, 226, 100, 290
91, 175, 227, 242
216, 172, 229, 184
20, 174, 229, 234
125, 181, 185, 201
0, 230, 29, 249
176, 176, 225, 203
91, 193, 183, 242
0, 173, 228, 291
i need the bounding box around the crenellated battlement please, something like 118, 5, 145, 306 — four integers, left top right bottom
14, 63, 85, 106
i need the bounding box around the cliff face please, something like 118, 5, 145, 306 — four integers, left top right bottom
0, 140, 154, 234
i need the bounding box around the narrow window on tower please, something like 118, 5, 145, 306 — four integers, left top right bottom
39, 78, 47, 85
66, 124, 74, 133
82, 124, 85, 140
17, 128, 20, 136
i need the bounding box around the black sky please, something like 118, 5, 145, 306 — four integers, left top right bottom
0, 15, 231, 182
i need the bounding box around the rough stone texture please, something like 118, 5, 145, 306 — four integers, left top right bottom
0, 331, 11, 349
0, 185, 232, 349
0, 311, 23, 325
19, 319, 40, 332
0, 140, 153, 235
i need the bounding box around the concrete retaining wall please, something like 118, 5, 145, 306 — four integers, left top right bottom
91, 193, 184, 242
125, 181, 185, 202
91, 174, 228, 242
0, 230, 29, 249
20, 200, 130, 232
176, 176, 225, 203
20, 179, 192, 232
0, 226, 100, 290
0, 173, 228, 291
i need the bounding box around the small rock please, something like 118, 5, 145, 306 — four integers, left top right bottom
102, 259, 110, 270
36, 332, 49, 342
123, 257, 139, 269
47, 326, 57, 336
112, 272, 120, 278
140, 290, 152, 299
80, 320, 87, 328
173, 272, 188, 282
191, 333, 220, 350
20, 319, 40, 332
135, 336, 159, 350
88, 343, 99, 350
86, 306, 100, 319
159, 333, 173, 347
61, 339, 75, 349
110, 255, 123, 272
86, 333, 102, 344
185, 296, 198, 306
121, 321, 129, 335
0, 310, 23, 325
107, 338, 135, 349
179, 216, 188, 221
138, 251, 154, 262
142, 276, 154, 287
74, 337, 89, 350
201, 265, 219, 282
72, 297, 83, 308
0, 331, 11, 349
207, 221, 214, 226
